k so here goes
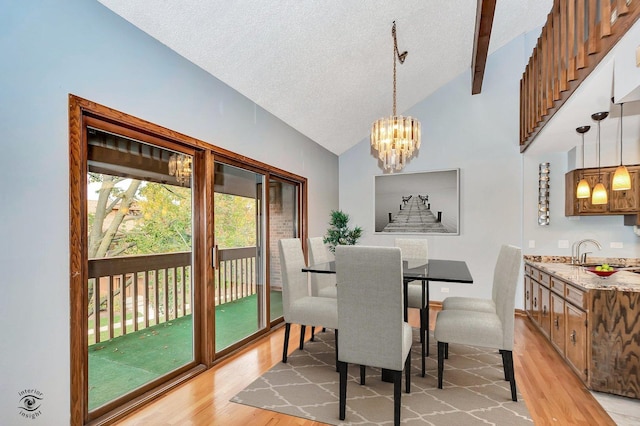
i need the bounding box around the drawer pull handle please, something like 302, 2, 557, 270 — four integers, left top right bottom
554, 317, 559, 329
543, 305, 547, 316
534, 297, 537, 308
570, 330, 577, 345
526, 290, 529, 300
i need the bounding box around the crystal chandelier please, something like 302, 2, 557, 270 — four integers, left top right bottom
168, 153, 192, 186
371, 21, 421, 172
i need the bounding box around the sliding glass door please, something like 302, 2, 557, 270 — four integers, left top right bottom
86, 128, 195, 412
213, 161, 266, 351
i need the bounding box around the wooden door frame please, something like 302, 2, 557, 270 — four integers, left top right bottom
69, 95, 307, 425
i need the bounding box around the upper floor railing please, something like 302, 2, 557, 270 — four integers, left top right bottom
88, 247, 257, 344
520, 0, 640, 152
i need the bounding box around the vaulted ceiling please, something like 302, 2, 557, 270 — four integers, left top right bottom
98, 1, 553, 155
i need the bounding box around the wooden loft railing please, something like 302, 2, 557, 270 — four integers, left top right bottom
520, 0, 640, 152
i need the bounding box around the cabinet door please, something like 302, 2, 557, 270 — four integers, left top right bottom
576, 170, 609, 214
531, 281, 541, 325
550, 293, 565, 355
610, 169, 639, 212
566, 303, 588, 383
524, 275, 533, 317
540, 285, 551, 337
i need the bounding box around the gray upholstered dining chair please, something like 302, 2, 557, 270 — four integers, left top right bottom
336, 245, 412, 426
279, 238, 338, 364
434, 244, 522, 401
440, 243, 520, 314
395, 238, 429, 372
307, 237, 337, 298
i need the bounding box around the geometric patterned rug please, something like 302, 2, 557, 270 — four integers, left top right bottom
231, 330, 532, 425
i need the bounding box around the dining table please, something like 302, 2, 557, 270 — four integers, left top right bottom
303, 258, 473, 377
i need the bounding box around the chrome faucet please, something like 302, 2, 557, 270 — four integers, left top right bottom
571, 239, 602, 265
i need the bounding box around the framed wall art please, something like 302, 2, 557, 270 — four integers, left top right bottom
374, 168, 459, 235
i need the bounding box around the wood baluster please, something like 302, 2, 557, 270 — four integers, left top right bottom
552, 4, 561, 100
617, 0, 629, 16
601, 0, 612, 36
559, 0, 569, 91
567, 0, 578, 79
588, 0, 599, 54
577, 0, 587, 68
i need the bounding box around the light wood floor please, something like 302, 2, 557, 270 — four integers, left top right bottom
115, 309, 615, 425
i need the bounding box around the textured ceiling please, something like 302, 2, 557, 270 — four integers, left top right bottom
98, 0, 553, 155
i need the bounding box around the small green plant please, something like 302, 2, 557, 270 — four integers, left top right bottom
323, 210, 362, 253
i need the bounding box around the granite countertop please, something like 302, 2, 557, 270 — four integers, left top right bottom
524, 257, 640, 292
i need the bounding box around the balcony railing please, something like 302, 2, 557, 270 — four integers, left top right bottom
88, 247, 257, 344
520, 0, 639, 152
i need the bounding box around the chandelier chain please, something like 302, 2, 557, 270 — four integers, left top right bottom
392, 21, 408, 117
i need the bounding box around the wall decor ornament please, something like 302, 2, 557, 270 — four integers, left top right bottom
538, 162, 550, 225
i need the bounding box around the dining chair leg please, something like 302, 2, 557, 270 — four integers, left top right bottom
393, 370, 401, 426
311, 326, 315, 341
360, 365, 366, 385
338, 361, 348, 421
503, 350, 518, 401
282, 323, 291, 363
500, 350, 510, 381
335, 329, 339, 372
299, 325, 306, 350
405, 352, 411, 393
437, 341, 446, 389
444, 341, 449, 359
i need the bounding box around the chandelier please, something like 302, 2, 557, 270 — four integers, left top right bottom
168, 153, 192, 186
371, 21, 421, 172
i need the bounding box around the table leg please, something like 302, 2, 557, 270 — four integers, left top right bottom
425, 281, 430, 357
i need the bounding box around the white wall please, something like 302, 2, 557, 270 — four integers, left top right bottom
0, 0, 337, 423
339, 31, 535, 308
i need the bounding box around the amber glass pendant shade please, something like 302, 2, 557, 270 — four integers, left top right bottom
612, 102, 630, 191
575, 125, 591, 199
576, 179, 591, 198
592, 182, 608, 205
612, 165, 631, 191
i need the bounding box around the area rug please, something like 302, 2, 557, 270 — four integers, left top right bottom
231, 330, 532, 425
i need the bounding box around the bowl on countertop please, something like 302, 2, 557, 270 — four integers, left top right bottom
586, 267, 618, 278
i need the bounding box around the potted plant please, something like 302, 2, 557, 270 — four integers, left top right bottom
323, 210, 363, 253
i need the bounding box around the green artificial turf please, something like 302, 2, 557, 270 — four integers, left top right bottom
88, 290, 283, 410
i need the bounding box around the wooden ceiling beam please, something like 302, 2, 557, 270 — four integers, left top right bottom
471, 0, 497, 95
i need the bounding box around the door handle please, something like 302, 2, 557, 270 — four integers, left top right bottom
212, 245, 219, 269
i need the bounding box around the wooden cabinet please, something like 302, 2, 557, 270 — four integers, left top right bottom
566, 164, 640, 217
524, 265, 591, 386
524, 263, 640, 399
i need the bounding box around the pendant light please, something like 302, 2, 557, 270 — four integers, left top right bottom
591, 112, 608, 205
575, 126, 591, 199
612, 102, 631, 191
